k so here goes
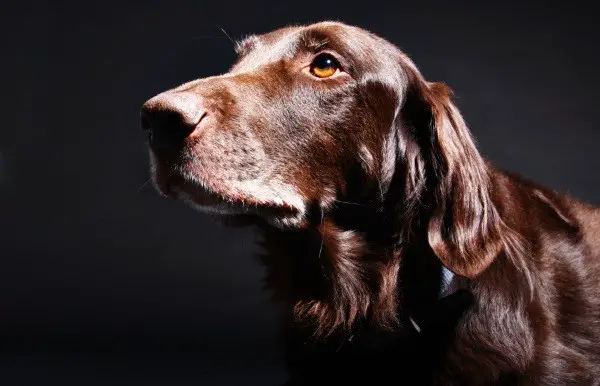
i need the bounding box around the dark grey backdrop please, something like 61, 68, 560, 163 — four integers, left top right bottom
2, 1, 599, 385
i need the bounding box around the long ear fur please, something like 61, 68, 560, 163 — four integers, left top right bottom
401, 75, 505, 278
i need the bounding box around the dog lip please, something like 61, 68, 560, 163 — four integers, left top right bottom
168, 174, 300, 215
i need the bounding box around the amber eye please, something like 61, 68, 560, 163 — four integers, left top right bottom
309, 53, 341, 78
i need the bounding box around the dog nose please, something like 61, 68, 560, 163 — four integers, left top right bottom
140, 91, 206, 142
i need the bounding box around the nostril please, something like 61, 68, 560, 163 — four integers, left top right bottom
140, 92, 205, 143
197, 111, 208, 127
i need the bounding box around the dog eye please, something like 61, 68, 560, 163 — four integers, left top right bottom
309, 53, 341, 78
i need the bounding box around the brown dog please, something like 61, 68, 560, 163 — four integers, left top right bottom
140, 21, 600, 385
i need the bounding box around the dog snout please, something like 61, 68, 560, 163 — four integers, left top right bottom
140, 91, 207, 143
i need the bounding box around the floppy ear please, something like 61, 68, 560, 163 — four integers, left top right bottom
403, 79, 504, 278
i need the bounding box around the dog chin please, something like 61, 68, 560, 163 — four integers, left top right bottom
149, 163, 307, 228
184, 197, 306, 229
169, 183, 306, 229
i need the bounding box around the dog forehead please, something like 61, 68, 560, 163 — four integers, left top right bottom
231, 27, 302, 73
227, 22, 407, 101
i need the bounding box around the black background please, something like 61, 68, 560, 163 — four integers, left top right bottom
2, 1, 599, 385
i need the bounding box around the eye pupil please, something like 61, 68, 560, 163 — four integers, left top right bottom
310, 54, 340, 78
317, 57, 332, 67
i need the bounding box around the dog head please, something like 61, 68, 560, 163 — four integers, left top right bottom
141, 21, 504, 279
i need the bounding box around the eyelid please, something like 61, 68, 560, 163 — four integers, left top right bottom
313, 51, 345, 70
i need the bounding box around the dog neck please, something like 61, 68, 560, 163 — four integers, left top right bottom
255, 198, 467, 338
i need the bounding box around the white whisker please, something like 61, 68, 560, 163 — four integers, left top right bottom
374, 174, 385, 205
216, 25, 236, 46
334, 199, 367, 206
190, 35, 232, 40
137, 178, 152, 192
318, 207, 325, 260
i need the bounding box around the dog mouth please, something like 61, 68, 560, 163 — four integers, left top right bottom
157, 172, 302, 222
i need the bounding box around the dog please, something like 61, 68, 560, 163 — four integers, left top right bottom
140, 21, 600, 385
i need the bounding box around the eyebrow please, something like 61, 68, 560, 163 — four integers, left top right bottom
298, 31, 330, 52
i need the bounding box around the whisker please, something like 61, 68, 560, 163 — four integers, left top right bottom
318, 207, 325, 260
317, 207, 331, 281
333, 199, 367, 206
190, 35, 233, 40
137, 178, 152, 192
216, 24, 236, 46
374, 174, 385, 208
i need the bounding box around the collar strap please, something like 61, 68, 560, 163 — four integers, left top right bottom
439, 265, 460, 299
409, 266, 469, 333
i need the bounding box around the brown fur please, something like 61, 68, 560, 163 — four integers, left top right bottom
140, 21, 600, 385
